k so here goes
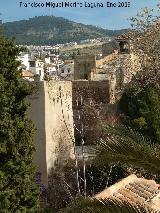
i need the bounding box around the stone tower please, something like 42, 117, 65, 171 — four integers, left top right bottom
28, 79, 74, 186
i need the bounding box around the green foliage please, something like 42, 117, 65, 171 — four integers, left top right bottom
59, 197, 148, 213
3, 16, 127, 45
44, 160, 126, 212
0, 36, 40, 212
63, 160, 126, 196
84, 163, 126, 195
119, 83, 160, 144
95, 125, 160, 175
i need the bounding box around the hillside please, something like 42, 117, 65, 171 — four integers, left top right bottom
3, 16, 127, 45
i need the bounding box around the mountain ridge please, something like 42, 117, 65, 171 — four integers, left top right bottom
2, 16, 127, 45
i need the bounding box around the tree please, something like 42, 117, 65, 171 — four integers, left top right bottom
119, 83, 160, 144
0, 36, 40, 211
44, 159, 126, 212
127, 6, 160, 92
96, 125, 160, 176
118, 4, 160, 143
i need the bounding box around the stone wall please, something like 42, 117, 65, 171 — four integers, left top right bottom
94, 52, 141, 103
28, 78, 115, 186
45, 80, 74, 172
28, 80, 74, 186
91, 73, 109, 81
74, 55, 96, 80
96, 51, 118, 68
102, 41, 119, 57
72, 80, 110, 145
28, 81, 47, 186
72, 80, 110, 106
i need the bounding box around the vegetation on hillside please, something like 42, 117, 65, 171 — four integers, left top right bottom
3, 16, 127, 45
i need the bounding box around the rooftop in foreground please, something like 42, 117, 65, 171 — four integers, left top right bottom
95, 174, 160, 212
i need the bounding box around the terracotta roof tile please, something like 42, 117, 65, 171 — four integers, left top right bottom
22, 70, 34, 77
95, 174, 160, 212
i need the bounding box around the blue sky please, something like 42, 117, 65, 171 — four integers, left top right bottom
0, 0, 159, 29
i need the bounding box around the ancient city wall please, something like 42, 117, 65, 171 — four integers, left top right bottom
72, 80, 110, 106
96, 51, 118, 68
28, 80, 74, 186
45, 80, 74, 173
28, 81, 47, 186
72, 80, 110, 145
28, 78, 115, 185
74, 55, 96, 80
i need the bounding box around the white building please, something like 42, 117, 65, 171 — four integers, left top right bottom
45, 56, 51, 64
29, 59, 44, 81
45, 64, 57, 76
17, 53, 30, 70
49, 48, 60, 64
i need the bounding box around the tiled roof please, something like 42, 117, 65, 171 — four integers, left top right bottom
22, 70, 34, 77
95, 174, 160, 212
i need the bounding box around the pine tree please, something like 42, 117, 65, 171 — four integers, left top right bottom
0, 36, 40, 211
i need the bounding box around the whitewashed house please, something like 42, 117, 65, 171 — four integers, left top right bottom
29, 59, 44, 81
17, 53, 30, 70
49, 48, 60, 64
44, 64, 57, 76
45, 56, 51, 64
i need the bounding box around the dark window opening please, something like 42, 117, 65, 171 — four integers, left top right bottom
84, 74, 88, 80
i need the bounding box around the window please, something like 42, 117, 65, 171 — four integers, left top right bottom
39, 70, 41, 75
84, 74, 88, 80
61, 69, 64, 73
67, 69, 71, 73
29, 61, 35, 67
